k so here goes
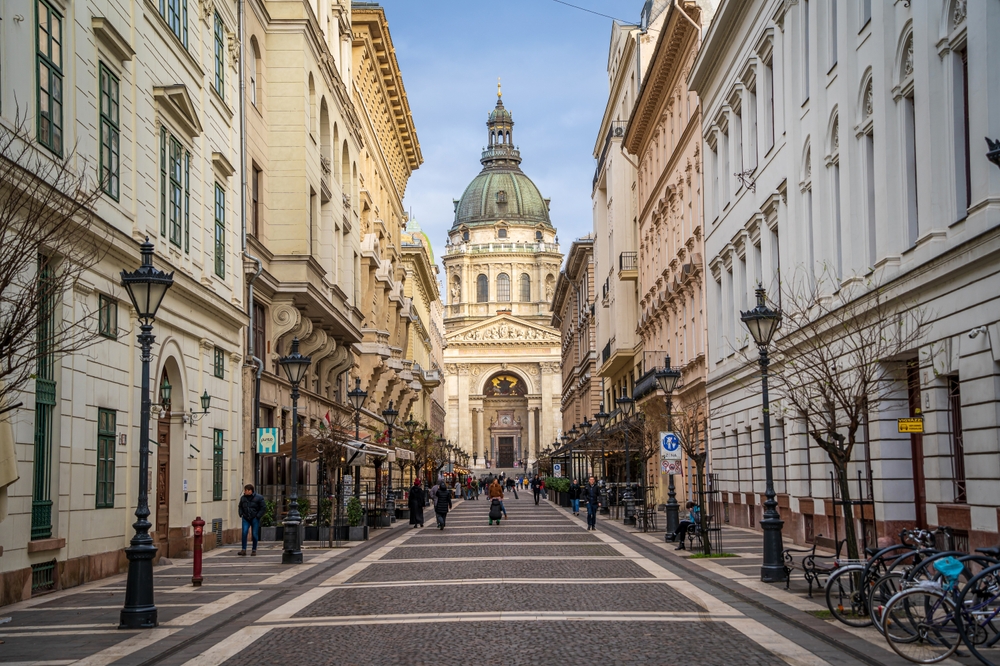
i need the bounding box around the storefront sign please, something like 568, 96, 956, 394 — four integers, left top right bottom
256, 427, 279, 454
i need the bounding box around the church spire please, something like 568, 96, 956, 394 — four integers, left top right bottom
484, 85, 520, 168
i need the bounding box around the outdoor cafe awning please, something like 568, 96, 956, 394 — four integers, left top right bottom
343, 440, 392, 466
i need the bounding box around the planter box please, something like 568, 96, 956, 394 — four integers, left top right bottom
304, 526, 319, 542
260, 526, 278, 541
560, 494, 571, 508
348, 526, 368, 541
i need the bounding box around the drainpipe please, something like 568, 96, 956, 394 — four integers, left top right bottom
238, 0, 264, 486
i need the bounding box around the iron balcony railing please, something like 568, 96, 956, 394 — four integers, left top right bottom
619, 251, 637, 271
593, 120, 628, 187
602, 341, 612, 364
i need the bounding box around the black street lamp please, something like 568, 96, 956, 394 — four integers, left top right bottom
347, 377, 367, 498
740, 286, 784, 582
403, 414, 419, 492
568, 425, 579, 480
655, 355, 682, 533
119, 240, 173, 629
381, 401, 398, 519
595, 403, 610, 482
617, 387, 635, 524
579, 417, 592, 481
278, 338, 311, 565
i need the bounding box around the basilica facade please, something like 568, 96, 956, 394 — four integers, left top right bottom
442, 91, 564, 474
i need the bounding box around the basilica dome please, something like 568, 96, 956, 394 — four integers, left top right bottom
452, 93, 552, 230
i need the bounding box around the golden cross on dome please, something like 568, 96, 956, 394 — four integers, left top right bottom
497, 77, 502, 99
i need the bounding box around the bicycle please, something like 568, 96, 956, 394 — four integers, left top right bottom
882, 551, 1000, 664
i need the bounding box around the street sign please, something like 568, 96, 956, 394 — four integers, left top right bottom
256, 427, 279, 454
662, 460, 683, 475
660, 431, 682, 461
897, 417, 924, 433
553, 463, 562, 478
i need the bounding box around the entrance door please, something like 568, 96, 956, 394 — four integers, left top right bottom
498, 437, 514, 468
906, 361, 927, 528
156, 420, 170, 553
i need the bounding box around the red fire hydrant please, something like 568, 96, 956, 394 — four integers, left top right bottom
191, 516, 205, 587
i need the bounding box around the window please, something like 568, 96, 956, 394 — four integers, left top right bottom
476, 274, 488, 302
948, 376, 966, 503
99, 294, 117, 339
462, 230, 470, 242
862, 0, 871, 28
535, 230, 543, 241
829, 0, 838, 68
802, 0, 810, 101
213, 429, 224, 501
36, 0, 63, 155
864, 129, 876, 265
213, 13, 225, 97
520, 273, 531, 302
903, 92, 919, 246
251, 164, 261, 236
955, 47, 971, 216
32, 256, 56, 539
764, 56, 775, 152
161, 129, 190, 251
497, 228, 507, 239
249, 38, 261, 106
832, 160, 843, 280
214, 183, 226, 277
732, 104, 744, 179
96, 409, 116, 508
496, 190, 507, 204
496, 273, 510, 302
213, 346, 225, 379
720, 127, 730, 205
160, 0, 188, 47
98, 63, 120, 199
251, 302, 266, 358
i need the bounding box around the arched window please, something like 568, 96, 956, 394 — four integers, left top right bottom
476, 274, 488, 302
535, 230, 543, 241
462, 230, 470, 242
520, 274, 531, 302
249, 37, 262, 106
496, 273, 510, 302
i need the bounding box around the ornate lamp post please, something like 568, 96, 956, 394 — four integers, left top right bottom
381, 401, 398, 519
579, 417, 592, 482
118, 239, 173, 629
347, 377, 367, 498
617, 387, 635, 524
403, 415, 419, 492
278, 338, 311, 565
655, 355, 683, 534
594, 403, 609, 482
568, 425, 579, 480
740, 286, 784, 582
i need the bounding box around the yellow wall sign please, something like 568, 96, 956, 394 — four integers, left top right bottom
897, 418, 924, 434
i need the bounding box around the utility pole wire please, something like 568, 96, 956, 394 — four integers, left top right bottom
550, 0, 628, 23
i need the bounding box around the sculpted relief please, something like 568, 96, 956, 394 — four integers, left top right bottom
454, 321, 557, 343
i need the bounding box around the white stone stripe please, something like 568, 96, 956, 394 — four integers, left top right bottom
256, 586, 335, 623
370, 556, 639, 563
393, 541, 606, 547
253, 611, 745, 627
333, 577, 661, 587
725, 618, 832, 666
177, 625, 273, 666
71, 628, 182, 666
256, 548, 342, 586
164, 590, 261, 626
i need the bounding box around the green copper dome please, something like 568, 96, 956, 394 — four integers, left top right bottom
452, 94, 552, 230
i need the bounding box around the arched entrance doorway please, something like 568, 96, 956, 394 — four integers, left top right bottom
483, 372, 528, 470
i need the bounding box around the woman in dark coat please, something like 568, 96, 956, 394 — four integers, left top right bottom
434, 481, 453, 529
408, 479, 425, 528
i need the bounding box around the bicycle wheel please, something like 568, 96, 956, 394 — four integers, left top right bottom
869, 571, 905, 633
826, 565, 873, 627
957, 564, 1000, 666
883, 588, 960, 664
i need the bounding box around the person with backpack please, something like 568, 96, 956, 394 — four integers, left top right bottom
568, 479, 582, 516
238, 484, 267, 556
530, 475, 542, 505
488, 478, 507, 519
584, 476, 600, 530
434, 480, 453, 529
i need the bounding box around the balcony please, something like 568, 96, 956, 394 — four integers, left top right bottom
602, 341, 611, 364
593, 120, 627, 188
602, 277, 610, 301
618, 251, 638, 281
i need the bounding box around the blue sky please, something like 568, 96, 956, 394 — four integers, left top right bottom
377, 0, 642, 270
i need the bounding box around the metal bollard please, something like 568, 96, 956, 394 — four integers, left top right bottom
191, 516, 205, 587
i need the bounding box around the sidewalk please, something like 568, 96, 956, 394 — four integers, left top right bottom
0, 521, 405, 664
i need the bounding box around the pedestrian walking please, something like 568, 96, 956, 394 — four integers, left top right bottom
408, 479, 425, 528
568, 479, 582, 516
434, 480, 453, 529
530, 474, 542, 505
665, 501, 701, 550
584, 476, 600, 530
238, 484, 266, 556
488, 478, 507, 518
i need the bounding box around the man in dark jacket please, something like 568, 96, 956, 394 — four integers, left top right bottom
584, 476, 600, 530
434, 482, 453, 529
531, 475, 542, 505
408, 479, 425, 528
568, 479, 582, 516
238, 484, 267, 555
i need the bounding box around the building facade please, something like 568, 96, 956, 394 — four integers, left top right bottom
400, 218, 444, 427
0, 0, 246, 601
442, 92, 563, 473
624, 1, 710, 505
551, 236, 599, 434
691, 0, 1000, 549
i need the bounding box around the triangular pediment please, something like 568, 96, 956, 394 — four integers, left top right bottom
447, 314, 560, 345
154, 84, 203, 138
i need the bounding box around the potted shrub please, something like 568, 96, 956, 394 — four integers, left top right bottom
347, 497, 367, 541
260, 499, 278, 541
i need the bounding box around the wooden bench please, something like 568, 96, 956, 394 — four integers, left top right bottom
782, 535, 844, 598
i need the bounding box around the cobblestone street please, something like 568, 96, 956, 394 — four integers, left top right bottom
0, 496, 935, 665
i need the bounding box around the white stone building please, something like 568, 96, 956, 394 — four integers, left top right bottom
0, 0, 246, 601
691, 0, 1000, 550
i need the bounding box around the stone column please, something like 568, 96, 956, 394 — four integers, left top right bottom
528, 407, 537, 461
476, 407, 485, 464
457, 365, 470, 448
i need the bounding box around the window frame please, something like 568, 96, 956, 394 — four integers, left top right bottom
160, 0, 189, 48
519, 273, 531, 302
98, 294, 118, 339
36, 0, 63, 156
213, 346, 225, 379
162, 130, 191, 252
214, 182, 226, 278
496, 273, 511, 302
212, 429, 224, 501
213, 12, 225, 97
96, 409, 116, 508
476, 274, 488, 302
98, 62, 120, 200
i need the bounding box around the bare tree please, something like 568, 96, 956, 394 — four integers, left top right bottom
674, 399, 711, 555
762, 275, 927, 560
0, 113, 111, 415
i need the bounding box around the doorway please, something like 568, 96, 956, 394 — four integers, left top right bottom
906, 360, 927, 528
498, 437, 514, 468
156, 419, 170, 554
